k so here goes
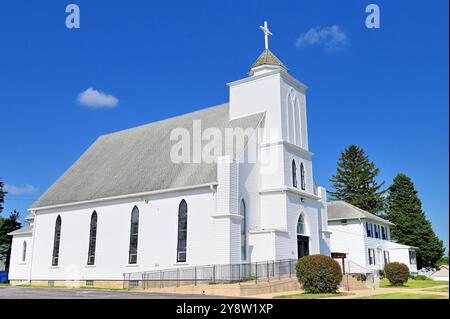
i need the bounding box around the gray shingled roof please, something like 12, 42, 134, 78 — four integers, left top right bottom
32, 103, 264, 209
327, 201, 394, 226
8, 225, 33, 236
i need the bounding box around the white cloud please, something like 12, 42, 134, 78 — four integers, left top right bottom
295, 25, 348, 51
77, 87, 119, 108
4, 184, 37, 195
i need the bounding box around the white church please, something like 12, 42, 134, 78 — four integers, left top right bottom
8, 22, 330, 287
7, 22, 416, 289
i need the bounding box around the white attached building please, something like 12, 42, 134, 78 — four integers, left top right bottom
8, 25, 331, 287
430, 265, 449, 281
328, 201, 418, 275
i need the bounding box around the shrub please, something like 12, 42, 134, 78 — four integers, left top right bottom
384, 262, 410, 286
296, 255, 343, 293
355, 274, 367, 282
414, 275, 428, 281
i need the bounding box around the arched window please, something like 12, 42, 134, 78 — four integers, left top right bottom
87, 211, 98, 265
128, 206, 139, 264
300, 162, 306, 190
240, 199, 247, 261
297, 215, 306, 235
288, 92, 295, 143
292, 160, 298, 188
177, 200, 188, 262
22, 241, 27, 262
52, 215, 62, 266
294, 99, 301, 144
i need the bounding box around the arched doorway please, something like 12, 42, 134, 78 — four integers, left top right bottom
297, 215, 309, 259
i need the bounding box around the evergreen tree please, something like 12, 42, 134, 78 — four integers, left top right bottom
385, 173, 445, 270
0, 178, 6, 214
329, 145, 386, 214
0, 210, 21, 272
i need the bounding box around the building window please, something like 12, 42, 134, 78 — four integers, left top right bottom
292, 160, 297, 188
128, 206, 139, 264
300, 163, 306, 190
381, 226, 386, 240
383, 251, 390, 264
240, 199, 247, 261
366, 222, 372, 237
177, 200, 188, 262
52, 215, 62, 266
87, 211, 98, 265
297, 215, 306, 235
22, 241, 27, 262
374, 224, 379, 238
409, 250, 417, 265
368, 248, 376, 265
288, 90, 300, 145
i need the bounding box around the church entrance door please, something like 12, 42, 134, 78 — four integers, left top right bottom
297, 235, 309, 259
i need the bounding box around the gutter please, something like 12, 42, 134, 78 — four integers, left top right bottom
29, 182, 218, 212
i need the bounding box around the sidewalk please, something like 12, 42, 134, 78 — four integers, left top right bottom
248, 285, 449, 299
326, 285, 449, 299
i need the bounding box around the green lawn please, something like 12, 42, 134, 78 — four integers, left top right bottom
274, 292, 352, 299
0, 284, 10, 287
360, 292, 445, 299
380, 278, 449, 289
423, 286, 449, 293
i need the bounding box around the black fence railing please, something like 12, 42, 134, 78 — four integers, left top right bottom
123, 259, 297, 290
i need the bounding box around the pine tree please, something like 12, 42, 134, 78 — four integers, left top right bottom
385, 173, 445, 270
329, 145, 386, 214
0, 178, 6, 214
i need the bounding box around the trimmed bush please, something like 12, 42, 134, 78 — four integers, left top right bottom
355, 274, 367, 282
296, 255, 343, 293
384, 262, 410, 286
414, 275, 428, 281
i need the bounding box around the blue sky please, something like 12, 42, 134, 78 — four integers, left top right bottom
1, 1, 448, 250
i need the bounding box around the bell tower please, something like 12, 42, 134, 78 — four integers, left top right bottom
228, 22, 309, 149
227, 22, 330, 262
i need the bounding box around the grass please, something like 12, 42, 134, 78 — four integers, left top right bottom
380, 278, 449, 289
0, 284, 10, 287
359, 292, 445, 299
423, 286, 449, 293
274, 292, 352, 299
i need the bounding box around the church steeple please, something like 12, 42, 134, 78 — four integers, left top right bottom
249, 21, 288, 76
250, 49, 288, 70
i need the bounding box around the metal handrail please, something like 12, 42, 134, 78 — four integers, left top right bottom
123, 259, 297, 290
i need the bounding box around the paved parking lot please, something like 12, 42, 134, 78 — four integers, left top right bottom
0, 286, 231, 299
